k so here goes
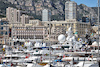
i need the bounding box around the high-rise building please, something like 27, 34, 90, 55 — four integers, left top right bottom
42, 9, 51, 21
6, 7, 21, 23
65, 1, 77, 20
20, 14, 29, 26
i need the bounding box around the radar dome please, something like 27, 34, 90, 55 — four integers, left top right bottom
58, 34, 65, 43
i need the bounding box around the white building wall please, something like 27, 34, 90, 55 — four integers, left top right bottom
42, 9, 51, 21
65, 1, 77, 20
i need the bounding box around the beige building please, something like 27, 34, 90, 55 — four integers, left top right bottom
6, 7, 31, 26
11, 21, 48, 40
0, 18, 9, 45
29, 19, 42, 26
20, 14, 29, 25
42, 19, 91, 38
50, 25, 67, 40
6, 7, 21, 23
92, 25, 100, 35
6, 4, 91, 44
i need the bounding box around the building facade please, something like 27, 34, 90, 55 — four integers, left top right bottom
12, 24, 48, 40
20, 14, 29, 25
42, 9, 51, 21
92, 25, 100, 35
6, 7, 21, 23
51, 25, 67, 40
65, 1, 77, 20
0, 18, 9, 44
29, 20, 42, 26
42, 19, 91, 38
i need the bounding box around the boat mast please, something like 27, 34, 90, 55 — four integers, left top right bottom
49, 21, 51, 66
97, 0, 100, 66
98, 0, 99, 57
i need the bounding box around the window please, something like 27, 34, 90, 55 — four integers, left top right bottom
1, 32, 3, 35
5, 32, 8, 35
1, 22, 3, 25
65, 24, 67, 26
1, 40, 2, 42
1, 27, 3, 30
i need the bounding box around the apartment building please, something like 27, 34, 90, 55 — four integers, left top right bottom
65, 1, 77, 20
42, 9, 51, 21
0, 18, 9, 44
20, 14, 30, 25
12, 24, 48, 40
6, 7, 21, 23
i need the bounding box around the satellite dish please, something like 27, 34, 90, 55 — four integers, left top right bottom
58, 34, 66, 43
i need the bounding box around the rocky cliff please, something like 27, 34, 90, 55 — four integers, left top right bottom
0, 0, 98, 22
77, 4, 98, 23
